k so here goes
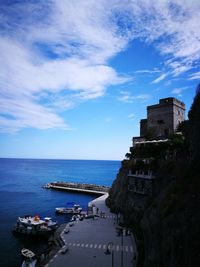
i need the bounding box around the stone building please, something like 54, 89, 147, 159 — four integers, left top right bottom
128, 97, 185, 200
140, 97, 185, 138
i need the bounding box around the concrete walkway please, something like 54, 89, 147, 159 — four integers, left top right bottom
44, 194, 136, 267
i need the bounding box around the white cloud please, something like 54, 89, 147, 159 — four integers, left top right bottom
118, 91, 134, 103
118, 91, 150, 103
171, 87, 188, 96
171, 88, 182, 95
189, 71, 200, 80
128, 113, 135, 120
0, 0, 200, 132
0, 96, 69, 133
0, 1, 130, 132
135, 94, 151, 100
135, 69, 161, 74
128, 0, 200, 74
166, 60, 192, 76
151, 73, 168, 84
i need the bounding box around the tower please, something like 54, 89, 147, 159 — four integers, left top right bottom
140, 97, 185, 138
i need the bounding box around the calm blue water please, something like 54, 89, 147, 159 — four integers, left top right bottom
0, 158, 120, 267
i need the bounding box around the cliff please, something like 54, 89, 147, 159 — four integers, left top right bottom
106, 84, 200, 267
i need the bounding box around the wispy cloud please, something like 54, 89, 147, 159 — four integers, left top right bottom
171, 87, 188, 96
166, 60, 192, 76
118, 91, 133, 103
0, 1, 130, 132
118, 91, 150, 103
128, 113, 135, 120
127, 1, 200, 75
0, 96, 69, 133
0, 0, 200, 132
151, 73, 168, 84
189, 71, 200, 80
135, 69, 161, 74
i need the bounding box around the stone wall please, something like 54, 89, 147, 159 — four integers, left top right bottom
141, 97, 185, 138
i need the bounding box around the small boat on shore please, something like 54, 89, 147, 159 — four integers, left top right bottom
13, 215, 58, 237
55, 204, 82, 214
21, 248, 37, 267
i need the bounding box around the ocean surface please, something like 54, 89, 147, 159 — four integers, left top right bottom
0, 158, 121, 267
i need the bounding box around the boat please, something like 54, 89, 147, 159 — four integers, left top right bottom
13, 215, 57, 237
55, 204, 82, 214
21, 248, 37, 267
42, 183, 51, 189
43, 217, 58, 230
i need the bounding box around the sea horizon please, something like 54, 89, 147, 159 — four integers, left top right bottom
0, 157, 122, 162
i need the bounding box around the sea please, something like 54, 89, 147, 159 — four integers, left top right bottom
0, 158, 121, 267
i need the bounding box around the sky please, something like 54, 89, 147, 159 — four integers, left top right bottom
0, 0, 200, 160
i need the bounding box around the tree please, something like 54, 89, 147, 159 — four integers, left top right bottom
125, 152, 131, 159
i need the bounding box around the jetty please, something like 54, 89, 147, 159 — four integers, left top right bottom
43, 182, 110, 195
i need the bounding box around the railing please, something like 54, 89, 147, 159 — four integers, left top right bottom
128, 170, 155, 179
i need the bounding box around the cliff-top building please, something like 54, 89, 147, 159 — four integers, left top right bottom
128, 97, 185, 202
140, 97, 185, 139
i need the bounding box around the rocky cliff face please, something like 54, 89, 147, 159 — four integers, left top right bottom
107, 85, 200, 267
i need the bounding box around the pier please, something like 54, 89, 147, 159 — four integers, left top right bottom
43, 182, 110, 196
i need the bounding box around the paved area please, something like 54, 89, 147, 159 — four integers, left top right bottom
44, 194, 137, 267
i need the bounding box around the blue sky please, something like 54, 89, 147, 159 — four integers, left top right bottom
0, 0, 200, 160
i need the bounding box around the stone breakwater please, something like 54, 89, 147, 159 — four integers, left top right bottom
44, 182, 110, 195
